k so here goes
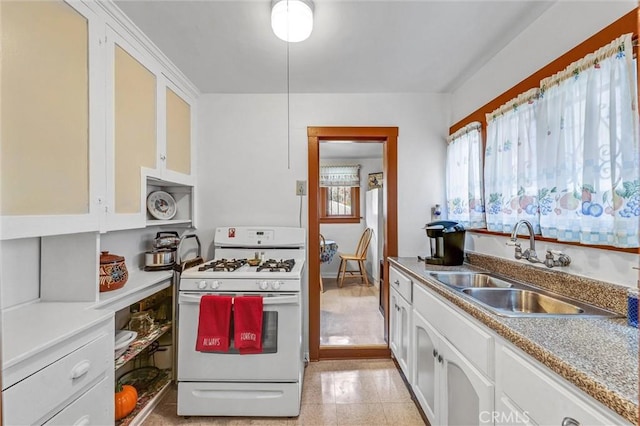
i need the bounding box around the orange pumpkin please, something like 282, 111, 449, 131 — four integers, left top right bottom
115, 384, 138, 420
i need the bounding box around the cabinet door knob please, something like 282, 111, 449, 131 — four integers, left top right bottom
70, 360, 91, 380
432, 349, 438, 358
562, 417, 580, 426
437, 355, 443, 363
73, 415, 91, 426
160, 154, 166, 161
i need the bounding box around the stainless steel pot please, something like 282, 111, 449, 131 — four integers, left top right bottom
154, 231, 181, 249
145, 248, 176, 269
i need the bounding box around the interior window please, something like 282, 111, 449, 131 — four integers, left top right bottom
319, 164, 361, 224
320, 186, 360, 223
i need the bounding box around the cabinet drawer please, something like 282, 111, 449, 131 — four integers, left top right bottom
4, 332, 112, 426
414, 284, 493, 378
45, 375, 113, 425
390, 266, 412, 303
497, 345, 630, 425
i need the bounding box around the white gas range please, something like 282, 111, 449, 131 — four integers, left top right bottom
180, 258, 305, 292
177, 226, 306, 417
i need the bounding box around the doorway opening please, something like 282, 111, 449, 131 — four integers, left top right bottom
307, 126, 398, 361
319, 142, 384, 346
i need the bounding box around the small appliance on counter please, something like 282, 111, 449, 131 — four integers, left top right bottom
144, 231, 180, 271
421, 220, 466, 266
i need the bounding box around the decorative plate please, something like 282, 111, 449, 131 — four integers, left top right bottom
114, 330, 138, 359
147, 191, 177, 220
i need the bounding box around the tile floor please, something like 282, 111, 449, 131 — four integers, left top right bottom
143, 359, 426, 425
320, 278, 385, 346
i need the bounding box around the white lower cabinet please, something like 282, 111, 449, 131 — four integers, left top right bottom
389, 266, 412, 379
2, 307, 114, 426
404, 271, 631, 426
411, 309, 439, 423
389, 287, 412, 377
495, 343, 632, 426
45, 375, 112, 425
412, 306, 494, 426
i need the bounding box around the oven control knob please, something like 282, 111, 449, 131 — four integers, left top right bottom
272, 280, 282, 290
258, 280, 269, 290
211, 280, 220, 289
197, 280, 207, 290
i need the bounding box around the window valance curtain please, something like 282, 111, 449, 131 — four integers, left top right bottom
535, 33, 639, 247
320, 165, 361, 187
484, 88, 540, 234
483, 33, 639, 247
445, 121, 486, 229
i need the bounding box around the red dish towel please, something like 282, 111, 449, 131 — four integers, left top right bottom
196, 295, 232, 352
234, 296, 263, 354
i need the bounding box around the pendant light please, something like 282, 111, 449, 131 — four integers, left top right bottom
271, 0, 314, 43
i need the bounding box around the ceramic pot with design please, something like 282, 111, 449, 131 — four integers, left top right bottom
100, 251, 129, 292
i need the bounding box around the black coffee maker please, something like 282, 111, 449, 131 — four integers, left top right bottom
422, 220, 466, 265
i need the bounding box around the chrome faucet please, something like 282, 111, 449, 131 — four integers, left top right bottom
509, 220, 539, 262
507, 219, 571, 268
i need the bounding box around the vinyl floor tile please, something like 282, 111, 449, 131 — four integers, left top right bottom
143, 359, 425, 426
333, 375, 380, 404
335, 403, 388, 425
382, 402, 426, 425
320, 278, 384, 347
293, 404, 338, 425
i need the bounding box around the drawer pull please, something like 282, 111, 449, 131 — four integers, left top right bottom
561, 417, 580, 426
70, 360, 91, 380
393, 279, 400, 286
73, 415, 91, 426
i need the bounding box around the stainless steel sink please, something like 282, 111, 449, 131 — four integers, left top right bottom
462, 288, 584, 315
430, 272, 513, 289
429, 271, 619, 318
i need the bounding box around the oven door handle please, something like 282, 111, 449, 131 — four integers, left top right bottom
179, 294, 299, 305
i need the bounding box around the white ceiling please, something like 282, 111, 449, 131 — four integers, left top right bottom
114, 0, 555, 94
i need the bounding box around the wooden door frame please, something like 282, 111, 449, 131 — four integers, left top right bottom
308, 126, 398, 361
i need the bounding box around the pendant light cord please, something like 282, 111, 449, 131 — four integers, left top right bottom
287, 37, 291, 170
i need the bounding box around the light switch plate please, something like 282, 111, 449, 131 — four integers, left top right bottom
296, 180, 307, 196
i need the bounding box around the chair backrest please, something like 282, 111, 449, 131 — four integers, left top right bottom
355, 228, 373, 259
319, 233, 326, 253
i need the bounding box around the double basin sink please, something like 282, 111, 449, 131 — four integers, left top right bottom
430, 272, 618, 318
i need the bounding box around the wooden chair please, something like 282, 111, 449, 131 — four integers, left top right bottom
336, 228, 373, 288
319, 234, 326, 293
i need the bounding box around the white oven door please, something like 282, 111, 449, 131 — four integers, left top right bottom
177, 292, 301, 382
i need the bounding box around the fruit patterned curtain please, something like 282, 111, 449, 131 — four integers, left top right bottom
484, 89, 540, 234
445, 122, 486, 228
536, 33, 639, 247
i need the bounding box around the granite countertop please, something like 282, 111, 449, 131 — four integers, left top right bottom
389, 256, 638, 425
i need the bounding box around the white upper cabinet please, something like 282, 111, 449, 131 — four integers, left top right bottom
160, 76, 195, 182
104, 26, 158, 231
0, 0, 198, 239
0, 0, 104, 240
103, 24, 196, 232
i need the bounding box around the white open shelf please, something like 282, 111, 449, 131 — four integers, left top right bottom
95, 269, 173, 312
146, 175, 193, 228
